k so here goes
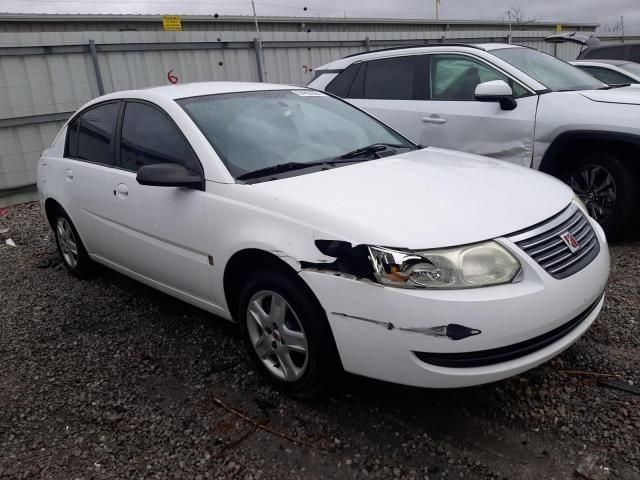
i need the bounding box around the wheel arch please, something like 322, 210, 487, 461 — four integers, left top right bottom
44, 197, 65, 228
539, 130, 640, 175
223, 248, 321, 323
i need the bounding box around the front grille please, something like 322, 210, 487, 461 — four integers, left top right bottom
413, 292, 603, 368
509, 205, 600, 280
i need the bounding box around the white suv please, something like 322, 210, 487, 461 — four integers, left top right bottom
309, 44, 640, 237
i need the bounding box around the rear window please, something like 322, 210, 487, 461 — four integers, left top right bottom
578, 66, 634, 85
65, 117, 80, 158
362, 56, 418, 100
77, 103, 119, 165
584, 45, 628, 60
66, 102, 119, 165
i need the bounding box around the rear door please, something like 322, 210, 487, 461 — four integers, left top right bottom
107, 100, 211, 301
344, 55, 427, 144
416, 53, 538, 166
58, 102, 120, 258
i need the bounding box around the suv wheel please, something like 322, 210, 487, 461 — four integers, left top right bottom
563, 152, 637, 238
53, 207, 92, 278
238, 269, 336, 399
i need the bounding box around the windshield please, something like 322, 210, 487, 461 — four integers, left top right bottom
620, 63, 640, 77
492, 48, 605, 91
178, 90, 413, 180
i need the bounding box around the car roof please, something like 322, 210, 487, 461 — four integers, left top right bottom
318, 43, 524, 71
341, 42, 521, 60
475, 43, 523, 51
98, 81, 298, 102
572, 59, 631, 66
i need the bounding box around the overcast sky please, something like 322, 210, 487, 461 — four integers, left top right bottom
3, 0, 639, 33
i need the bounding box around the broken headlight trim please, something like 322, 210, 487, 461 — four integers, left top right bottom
367, 242, 521, 289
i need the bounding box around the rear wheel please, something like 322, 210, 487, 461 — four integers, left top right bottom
562, 152, 638, 239
238, 269, 336, 399
53, 208, 92, 278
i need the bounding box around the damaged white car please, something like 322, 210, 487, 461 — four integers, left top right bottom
38, 82, 609, 398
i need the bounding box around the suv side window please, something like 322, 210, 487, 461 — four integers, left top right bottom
430, 55, 528, 101
325, 63, 361, 97
631, 46, 640, 63
579, 66, 634, 85
361, 56, 423, 100
67, 102, 119, 165
119, 102, 201, 173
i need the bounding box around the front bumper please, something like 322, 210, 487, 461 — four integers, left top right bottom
299, 219, 609, 388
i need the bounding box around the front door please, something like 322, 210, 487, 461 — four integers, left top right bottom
417, 54, 538, 166
108, 100, 211, 302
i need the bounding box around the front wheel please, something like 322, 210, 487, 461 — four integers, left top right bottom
562, 152, 638, 239
238, 269, 337, 399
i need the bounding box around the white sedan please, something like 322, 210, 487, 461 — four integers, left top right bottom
37, 82, 609, 398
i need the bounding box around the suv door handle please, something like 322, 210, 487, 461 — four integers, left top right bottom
421, 115, 447, 124
115, 183, 129, 198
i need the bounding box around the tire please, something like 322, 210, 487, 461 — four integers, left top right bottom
238, 269, 337, 399
561, 151, 638, 239
52, 207, 92, 278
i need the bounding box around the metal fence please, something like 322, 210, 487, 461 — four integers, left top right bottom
0, 29, 637, 206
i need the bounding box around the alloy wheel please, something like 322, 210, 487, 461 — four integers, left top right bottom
56, 217, 79, 269
246, 290, 309, 382
568, 164, 616, 222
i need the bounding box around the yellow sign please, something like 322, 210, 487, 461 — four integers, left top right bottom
556, 23, 562, 32
162, 15, 182, 31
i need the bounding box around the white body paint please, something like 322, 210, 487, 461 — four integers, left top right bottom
38, 82, 609, 389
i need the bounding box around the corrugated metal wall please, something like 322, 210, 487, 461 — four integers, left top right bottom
0, 15, 598, 33
0, 28, 636, 206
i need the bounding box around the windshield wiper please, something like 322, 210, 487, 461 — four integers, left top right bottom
236, 161, 327, 181
333, 143, 411, 161
236, 143, 414, 181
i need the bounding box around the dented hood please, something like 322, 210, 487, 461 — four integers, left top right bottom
250, 148, 573, 249
579, 88, 640, 105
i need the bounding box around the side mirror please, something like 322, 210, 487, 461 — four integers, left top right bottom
474, 80, 517, 111
136, 163, 203, 190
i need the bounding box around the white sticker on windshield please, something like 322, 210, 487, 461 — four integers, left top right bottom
291, 90, 326, 96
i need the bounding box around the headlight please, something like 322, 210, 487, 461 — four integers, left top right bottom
368, 241, 521, 289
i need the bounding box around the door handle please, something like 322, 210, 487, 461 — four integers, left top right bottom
421, 115, 447, 124
115, 183, 129, 198
64, 168, 74, 181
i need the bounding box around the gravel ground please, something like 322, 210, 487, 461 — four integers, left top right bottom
1, 202, 639, 480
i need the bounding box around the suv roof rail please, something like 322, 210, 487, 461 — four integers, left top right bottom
343, 42, 486, 59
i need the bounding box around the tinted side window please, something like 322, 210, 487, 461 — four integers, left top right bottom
631, 45, 640, 63
585, 45, 628, 60
430, 55, 528, 101
325, 63, 361, 97
65, 116, 80, 158
76, 103, 119, 165
579, 66, 633, 85
120, 102, 201, 173
363, 56, 417, 100
348, 62, 367, 98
